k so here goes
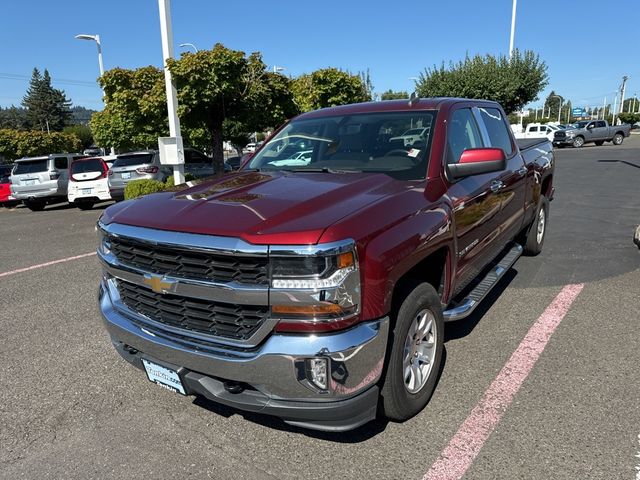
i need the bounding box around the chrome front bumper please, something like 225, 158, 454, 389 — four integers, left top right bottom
99, 280, 389, 430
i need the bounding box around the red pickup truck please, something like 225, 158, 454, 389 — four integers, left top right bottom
97, 98, 554, 431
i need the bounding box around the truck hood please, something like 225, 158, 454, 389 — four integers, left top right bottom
101, 170, 404, 244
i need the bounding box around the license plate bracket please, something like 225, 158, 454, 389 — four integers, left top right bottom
141, 358, 186, 395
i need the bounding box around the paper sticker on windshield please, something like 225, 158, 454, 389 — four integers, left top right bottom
408, 149, 421, 158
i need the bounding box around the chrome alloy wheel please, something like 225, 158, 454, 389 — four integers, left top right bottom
536, 207, 546, 244
573, 136, 584, 147
403, 309, 437, 393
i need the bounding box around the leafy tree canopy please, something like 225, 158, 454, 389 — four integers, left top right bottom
291, 68, 371, 112
380, 89, 409, 100
22, 68, 72, 132
416, 50, 548, 114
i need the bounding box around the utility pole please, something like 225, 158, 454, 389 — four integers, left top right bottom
157, 0, 185, 185
602, 97, 606, 121
509, 0, 517, 59
612, 94, 618, 125
619, 75, 629, 117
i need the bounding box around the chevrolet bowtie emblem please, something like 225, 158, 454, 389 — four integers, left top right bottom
142, 274, 175, 294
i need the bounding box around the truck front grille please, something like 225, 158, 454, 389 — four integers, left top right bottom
117, 280, 268, 340
109, 235, 268, 285
554, 131, 566, 139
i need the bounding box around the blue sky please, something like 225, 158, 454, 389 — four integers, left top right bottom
1, 0, 638, 111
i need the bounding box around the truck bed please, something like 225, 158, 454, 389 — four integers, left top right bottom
516, 137, 549, 151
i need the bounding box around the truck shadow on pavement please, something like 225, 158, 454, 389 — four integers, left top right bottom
597, 159, 640, 169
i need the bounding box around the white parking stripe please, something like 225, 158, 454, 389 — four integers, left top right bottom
0, 252, 96, 278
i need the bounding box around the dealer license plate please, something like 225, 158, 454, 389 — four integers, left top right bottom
81, 188, 92, 195
121, 172, 131, 179
141, 358, 186, 395
23, 179, 36, 186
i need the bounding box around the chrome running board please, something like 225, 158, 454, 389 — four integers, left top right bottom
443, 244, 523, 322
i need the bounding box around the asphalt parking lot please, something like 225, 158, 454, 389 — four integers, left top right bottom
1, 138, 639, 479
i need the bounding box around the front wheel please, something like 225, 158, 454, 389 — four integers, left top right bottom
381, 282, 444, 421
572, 136, 585, 148
612, 133, 624, 145
523, 195, 549, 256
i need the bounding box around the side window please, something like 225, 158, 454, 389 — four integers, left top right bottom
596, 121, 606, 128
447, 108, 484, 164
54, 157, 68, 169
529, 126, 538, 132
478, 107, 514, 156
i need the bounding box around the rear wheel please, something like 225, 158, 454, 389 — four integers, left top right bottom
612, 133, 624, 145
523, 195, 549, 256
595, 141, 604, 146
572, 136, 585, 148
24, 199, 45, 211
381, 282, 444, 421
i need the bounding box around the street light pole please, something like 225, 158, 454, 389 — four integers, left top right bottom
179, 42, 198, 53
75, 33, 113, 154
158, 0, 185, 184
509, 0, 517, 59
272, 65, 285, 74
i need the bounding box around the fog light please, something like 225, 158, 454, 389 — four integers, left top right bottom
306, 357, 329, 391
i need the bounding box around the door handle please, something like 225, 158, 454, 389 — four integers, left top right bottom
490, 180, 504, 193
517, 167, 528, 177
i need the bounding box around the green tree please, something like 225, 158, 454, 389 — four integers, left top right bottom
380, 89, 409, 100
167, 44, 298, 171
22, 68, 72, 132
90, 66, 168, 151
0, 129, 81, 160
291, 68, 371, 113
618, 112, 640, 124
223, 119, 250, 156
0, 106, 29, 130
416, 50, 548, 114
622, 97, 639, 114
63, 124, 93, 149
543, 91, 564, 121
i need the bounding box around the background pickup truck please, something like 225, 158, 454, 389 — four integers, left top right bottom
97, 98, 554, 432
553, 119, 631, 148
514, 122, 560, 142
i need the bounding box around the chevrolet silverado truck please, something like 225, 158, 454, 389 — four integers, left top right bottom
97, 98, 554, 431
553, 119, 631, 148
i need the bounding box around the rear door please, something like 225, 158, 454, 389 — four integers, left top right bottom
446, 106, 505, 295
477, 106, 529, 248
11, 158, 50, 192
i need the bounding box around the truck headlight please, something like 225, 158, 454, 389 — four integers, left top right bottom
565, 131, 575, 138
96, 224, 112, 256
270, 241, 361, 333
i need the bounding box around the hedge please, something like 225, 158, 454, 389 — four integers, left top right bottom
0, 129, 82, 160
124, 173, 197, 200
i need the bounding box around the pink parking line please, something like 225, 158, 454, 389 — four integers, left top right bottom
0, 252, 96, 278
424, 283, 584, 480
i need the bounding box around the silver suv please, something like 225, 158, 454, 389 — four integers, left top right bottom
108, 151, 171, 201
10, 153, 85, 211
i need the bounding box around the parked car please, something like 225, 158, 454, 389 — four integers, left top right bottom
389, 127, 430, 146
244, 143, 257, 153
553, 120, 631, 148
514, 123, 560, 142
10, 153, 86, 211
225, 154, 251, 171
182, 148, 231, 178
68, 157, 114, 210
0, 164, 19, 207
108, 151, 171, 201
97, 98, 554, 432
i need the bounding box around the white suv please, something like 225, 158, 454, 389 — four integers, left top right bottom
68, 157, 114, 210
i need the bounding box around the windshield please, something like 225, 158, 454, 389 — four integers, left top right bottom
113, 153, 154, 167
248, 111, 437, 180
575, 121, 589, 129
14, 159, 48, 174
71, 158, 105, 174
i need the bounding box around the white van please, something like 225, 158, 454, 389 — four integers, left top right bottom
67, 157, 113, 210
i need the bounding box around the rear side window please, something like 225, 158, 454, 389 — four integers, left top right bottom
529, 126, 538, 132
54, 157, 68, 169
71, 159, 105, 174
447, 108, 484, 164
113, 153, 154, 167
14, 160, 48, 174
478, 108, 514, 157
185, 150, 209, 164
596, 121, 606, 128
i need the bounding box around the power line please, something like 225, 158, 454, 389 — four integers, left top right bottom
0, 72, 99, 88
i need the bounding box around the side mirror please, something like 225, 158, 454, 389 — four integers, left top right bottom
448, 148, 506, 179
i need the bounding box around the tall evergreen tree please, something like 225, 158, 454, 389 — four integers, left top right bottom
22, 68, 72, 132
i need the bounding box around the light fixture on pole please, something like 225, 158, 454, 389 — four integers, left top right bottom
179, 43, 198, 53
272, 65, 285, 74
75, 33, 114, 154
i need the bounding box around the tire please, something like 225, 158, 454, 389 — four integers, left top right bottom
77, 202, 94, 210
572, 136, 585, 148
612, 133, 624, 145
24, 199, 45, 211
595, 141, 604, 146
523, 195, 549, 256
380, 282, 444, 421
